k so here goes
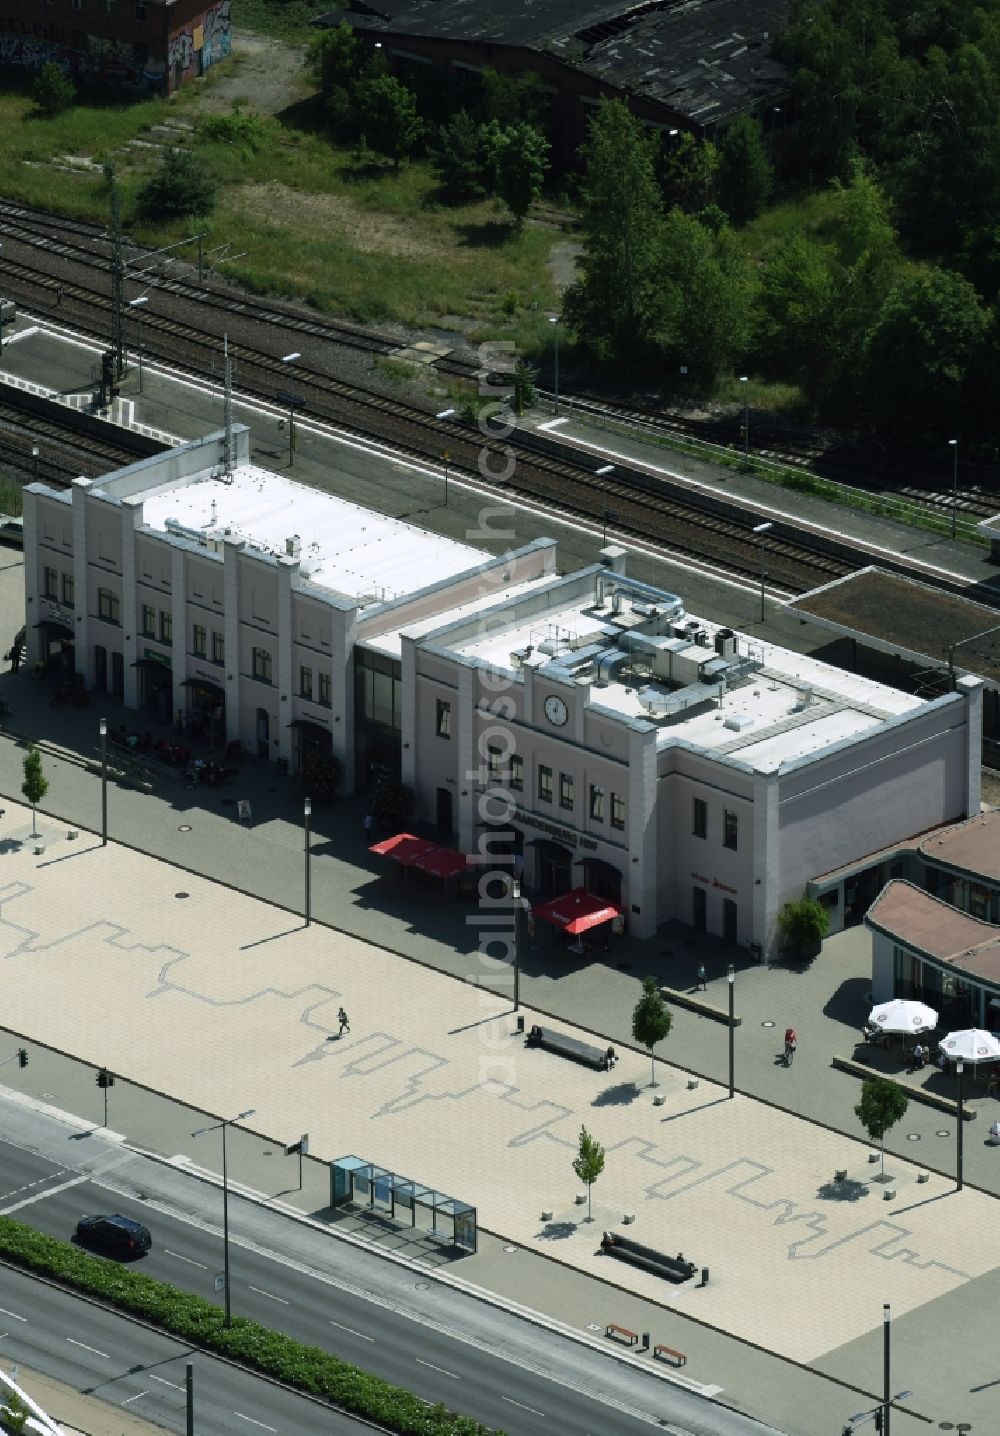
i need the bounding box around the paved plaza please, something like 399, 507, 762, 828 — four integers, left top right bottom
0, 802, 994, 1374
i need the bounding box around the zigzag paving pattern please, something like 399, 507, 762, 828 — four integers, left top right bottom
0, 804, 995, 1364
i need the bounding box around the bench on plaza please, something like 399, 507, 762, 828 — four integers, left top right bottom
526, 1025, 609, 1070
605, 1322, 639, 1346
832, 1055, 976, 1120
601, 1230, 697, 1284
654, 1343, 688, 1367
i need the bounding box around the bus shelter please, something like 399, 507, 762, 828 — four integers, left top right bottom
330, 1155, 477, 1253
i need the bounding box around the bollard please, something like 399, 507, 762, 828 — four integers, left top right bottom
700, 1266, 710, 1286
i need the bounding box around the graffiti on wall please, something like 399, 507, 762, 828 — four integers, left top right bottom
168, 0, 230, 82
0, 31, 146, 86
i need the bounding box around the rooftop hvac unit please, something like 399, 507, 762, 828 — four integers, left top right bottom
694, 630, 709, 647
538, 639, 567, 657
796, 684, 814, 706
715, 628, 736, 658
724, 712, 754, 732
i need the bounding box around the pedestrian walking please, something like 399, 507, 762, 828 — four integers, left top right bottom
338, 1006, 350, 1036
784, 1027, 797, 1066
362, 812, 373, 843
8, 642, 20, 674
912, 1041, 925, 1071
696, 962, 707, 991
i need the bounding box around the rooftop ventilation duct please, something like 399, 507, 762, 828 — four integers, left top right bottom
595, 572, 684, 620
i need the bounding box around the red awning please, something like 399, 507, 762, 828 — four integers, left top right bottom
369, 833, 440, 866
532, 887, 624, 936
411, 847, 468, 880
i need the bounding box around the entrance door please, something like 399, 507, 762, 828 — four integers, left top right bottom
692, 885, 707, 932
94, 645, 107, 693
436, 787, 453, 837
111, 651, 124, 698
256, 707, 270, 759
537, 842, 572, 900
723, 898, 738, 943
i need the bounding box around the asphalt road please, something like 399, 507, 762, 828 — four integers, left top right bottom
0, 1097, 784, 1436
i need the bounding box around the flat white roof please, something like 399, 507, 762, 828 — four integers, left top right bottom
365, 576, 559, 657
453, 598, 925, 769
141, 465, 488, 602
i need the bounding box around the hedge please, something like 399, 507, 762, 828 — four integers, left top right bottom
0, 1217, 503, 1435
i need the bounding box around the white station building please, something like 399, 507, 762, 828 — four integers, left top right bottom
22, 428, 983, 953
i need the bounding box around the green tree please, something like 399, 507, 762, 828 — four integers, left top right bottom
564, 99, 666, 361
138, 148, 217, 220
653, 209, 754, 382
511, 358, 537, 414
477, 67, 548, 130
32, 61, 75, 117
21, 745, 48, 840
0, 1389, 29, 1434
776, 898, 829, 957
659, 132, 719, 213
861, 266, 990, 440
754, 233, 838, 398
429, 110, 488, 204
855, 1076, 909, 1180
490, 122, 549, 225
353, 75, 423, 168
717, 116, 773, 224
631, 975, 672, 1087
572, 1124, 606, 1222
306, 22, 362, 100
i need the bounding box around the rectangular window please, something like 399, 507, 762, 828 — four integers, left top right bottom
61, 573, 74, 607
192, 624, 206, 658
693, 797, 707, 839
98, 587, 120, 623
487, 745, 503, 781
723, 809, 738, 851
611, 792, 626, 830
134, 0, 145, 15
590, 784, 605, 821
103, 0, 113, 13
509, 753, 524, 791
538, 764, 553, 803
212, 630, 225, 665
140, 604, 155, 637
318, 672, 331, 706
300, 665, 313, 700
436, 698, 451, 738
159, 611, 172, 644
72, 0, 83, 10
43, 566, 58, 599
252, 647, 272, 683
559, 772, 574, 810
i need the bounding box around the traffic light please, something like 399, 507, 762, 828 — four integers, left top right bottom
96, 1068, 114, 1089
17, 1048, 27, 1069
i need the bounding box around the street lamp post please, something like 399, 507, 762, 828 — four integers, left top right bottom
956, 1058, 964, 1190
436, 409, 456, 506
191, 1108, 256, 1328
549, 315, 560, 413
281, 352, 301, 466
740, 375, 749, 460
948, 438, 958, 539
128, 296, 148, 393
99, 716, 108, 846
303, 796, 312, 928
727, 964, 735, 1098
511, 876, 522, 1011
596, 463, 615, 543
752, 521, 773, 624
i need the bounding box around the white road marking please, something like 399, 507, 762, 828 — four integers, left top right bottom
415, 1357, 459, 1379
537, 417, 569, 431
233, 1413, 276, 1431
121, 1391, 150, 1405
67, 1338, 109, 1359
329, 1319, 372, 1341
249, 1285, 289, 1305
0, 1307, 26, 1322
0, 1172, 89, 1214
163, 1248, 208, 1269
502, 1396, 545, 1416
149, 1374, 183, 1390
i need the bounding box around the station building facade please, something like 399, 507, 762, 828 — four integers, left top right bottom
22, 429, 983, 955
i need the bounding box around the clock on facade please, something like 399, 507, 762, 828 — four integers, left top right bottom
544, 694, 569, 726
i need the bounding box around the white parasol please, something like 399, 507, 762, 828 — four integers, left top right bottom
868, 998, 938, 1034
938, 1028, 1000, 1064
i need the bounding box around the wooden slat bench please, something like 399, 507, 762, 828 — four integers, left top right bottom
601, 1230, 697, 1284
605, 1322, 639, 1346
527, 1025, 608, 1070
654, 1344, 687, 1367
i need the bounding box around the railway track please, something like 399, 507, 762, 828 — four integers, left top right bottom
0, 395, 159, 485
0, 212, 994, 609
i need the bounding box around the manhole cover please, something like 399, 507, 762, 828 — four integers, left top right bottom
762, 1020, 775, 1028
175, 892, 189, 899
503, 1244, 517, 1254
936, 1129, 951, 1138
178, 824, 192, 832
586, 1322, 602, 1331
415, 1281, 430, 1290
907, 1132, 921, 1141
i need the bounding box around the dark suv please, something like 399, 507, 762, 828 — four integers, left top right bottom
75, 1214, 152, 1258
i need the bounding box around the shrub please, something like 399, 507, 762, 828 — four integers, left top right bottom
138, 147, 217, 220
32, 62, 75, 117
776, 897, 829, 954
